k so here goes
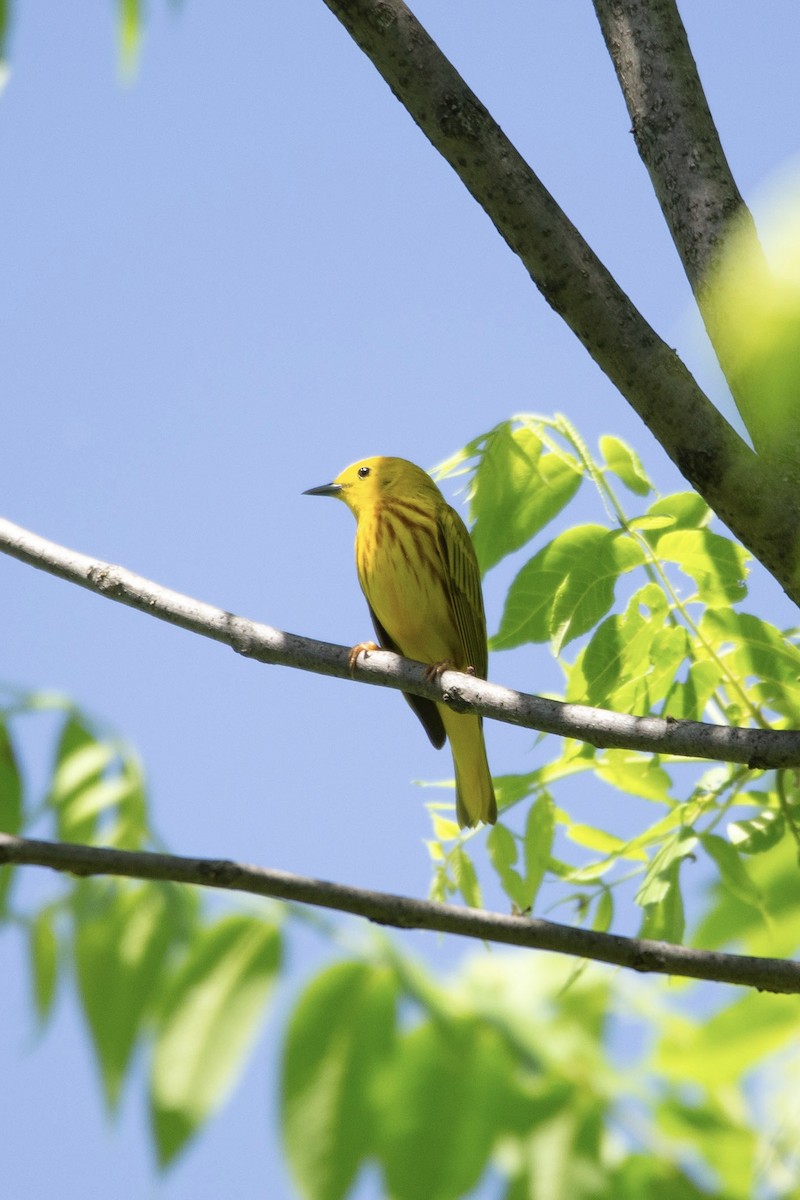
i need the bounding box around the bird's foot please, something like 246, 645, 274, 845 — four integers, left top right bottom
348, 641, 380, 672
424, 659, 453, 683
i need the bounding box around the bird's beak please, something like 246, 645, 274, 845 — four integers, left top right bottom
303, 481, 343, 498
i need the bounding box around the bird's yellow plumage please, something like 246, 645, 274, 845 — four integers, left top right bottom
305, 456, 496, 828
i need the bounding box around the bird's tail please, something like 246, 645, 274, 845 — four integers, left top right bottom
441, 707, 497, 828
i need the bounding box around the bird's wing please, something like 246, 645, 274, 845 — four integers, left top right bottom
438, 505, 488, 678
366, 601, 447, 750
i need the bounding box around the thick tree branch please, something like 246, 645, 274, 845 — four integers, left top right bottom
593, 0, 751, 287
320, 0, 800, 599
592, 0, 792, 466
2, 514, 800, 769
2, 833, 798, 993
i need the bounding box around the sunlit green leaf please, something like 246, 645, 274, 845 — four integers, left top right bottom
282, 961, 397, 1200
30, 907, 59, 1023
451, 845, 482, 908
566, 823, 647, 862
151, 913, 281, 1165
493, 526, 644, 651
596, 751, 672, 803
522, 793, 555, 910
487, 823, 527, 911
378, 1019, 520, 1200
728, 808, 785, 855
600, 434, 652, 495
636, 831, 699, 908
657, 1094, 757, 1198
655, 529, 748, 605
469, 422, 582, 572
0, 721, 22, 834
49, 717, 114, 843
644, 491, 712, 533
658, 991, 800, 1086
593, 889, 613, 933
662, 658, 722, 721
75, 880, 180, 1109
700, 834, 762, 909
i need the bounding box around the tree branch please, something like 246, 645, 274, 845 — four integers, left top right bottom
320, 0, 800, 600
593, 0, 751, 288
2, 832, 798, 993
592, 0, 793, 466
2, 514, 800, 769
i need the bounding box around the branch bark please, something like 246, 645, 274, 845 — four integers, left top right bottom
320, 0, 800, 599
2, 833, 798, 993
3, 514, 800, 768
592, 0, 794, 467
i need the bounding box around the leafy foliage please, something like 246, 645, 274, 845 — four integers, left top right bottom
0, 693, 282, 1165
3, 415, 800, 1196
431, 415, 800, 954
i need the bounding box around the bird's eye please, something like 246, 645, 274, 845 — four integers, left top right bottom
358, 466, 371, 479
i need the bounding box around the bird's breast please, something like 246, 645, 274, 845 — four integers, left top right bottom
355, 502, 461, 665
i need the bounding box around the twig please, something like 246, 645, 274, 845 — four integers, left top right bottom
1, 514, 799, 768
2, 833, 798, 993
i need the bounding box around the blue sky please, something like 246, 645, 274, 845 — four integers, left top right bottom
2, 3, 800, 1197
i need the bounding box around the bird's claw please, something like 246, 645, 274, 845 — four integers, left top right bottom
348, 641, 380, 672
424, 659, 453, 683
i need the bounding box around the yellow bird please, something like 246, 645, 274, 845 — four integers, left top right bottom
305, 456, 496, 828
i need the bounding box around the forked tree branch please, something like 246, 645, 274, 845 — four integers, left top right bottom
2, 833, 798, 993
2, 514, 800, 768
320, 0, 800, 599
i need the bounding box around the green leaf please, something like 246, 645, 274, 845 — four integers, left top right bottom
636, 830, 698, 942
658, 991, 800, 1086
75, 881, 179, 1109
593, 889, 613, 933
635, 831, 698, 908
0, 721, 22, 834
638, 863, 685, 943
522, 793, 555, 910
469, 422, 582, 573
151, 913, 281, 1165
728, 808, 784, 855
493, 526, 644, 652
700, 834, 762, 909
107, 748, 149, 850
565, 823, 647, 862
596, 751, 672, 803
487, 824, 527, 911
700, 610, 800, 722
644, 491, 711, 533
282, 961, 397, 1200
0, 721, 22, 915
655, 1095, 757, 1198
655, 529, 748, 605
30, 908, 59, 1023
118, 0, 142, 77
662, 658, 722, 721
600, 435, 652, 495
451, 845, 482, 908
49, 717, 114, 843
378, 1019, 517, 1200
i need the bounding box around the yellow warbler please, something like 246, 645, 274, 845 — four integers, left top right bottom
305, 456, 496, 828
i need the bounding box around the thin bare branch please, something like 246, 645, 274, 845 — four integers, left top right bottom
320, 0, 800, 598
2, 514, 800, 769
2, 833, 798, 993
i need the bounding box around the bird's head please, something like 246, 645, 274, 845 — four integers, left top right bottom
304, 456, 437, 518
